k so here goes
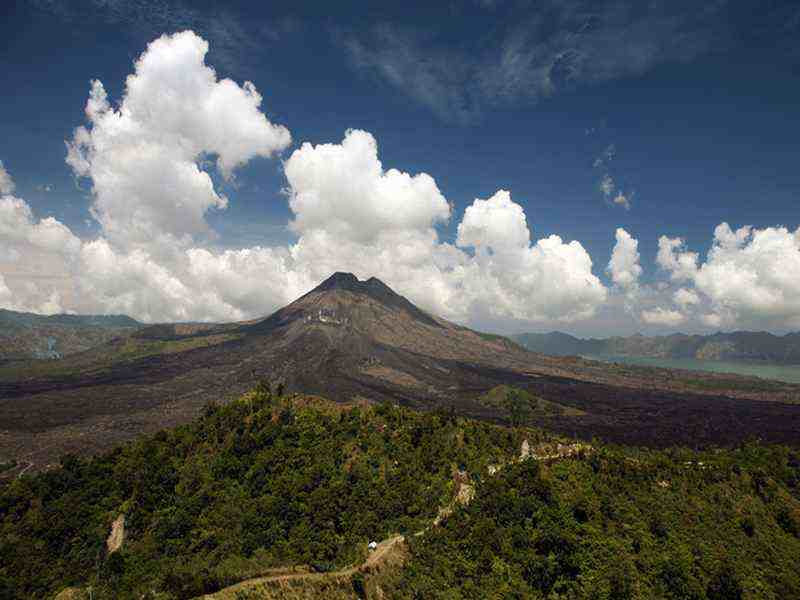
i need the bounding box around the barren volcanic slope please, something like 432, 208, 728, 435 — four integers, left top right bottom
2, 272, 800, 475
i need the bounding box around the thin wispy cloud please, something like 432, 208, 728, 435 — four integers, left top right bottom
593, 144, 615, 169
599, 173, 615, 198
338, 26, 479, 124
339, 1, 751, 122
479, 0, 729, 104
612, 192, 631, 211
593, 141, 632, 210
30, 0, 294, 74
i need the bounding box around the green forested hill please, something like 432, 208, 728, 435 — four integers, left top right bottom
0, 387, 529, 599
0, 387, 798, 600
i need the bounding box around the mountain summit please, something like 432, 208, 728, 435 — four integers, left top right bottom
231, 271, 544, 414
311, 272, 430, 315
311, 271, 376, 292
250, 272, 443, 334
309, 272, 431, 313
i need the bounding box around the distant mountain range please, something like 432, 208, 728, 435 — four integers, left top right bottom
512, 330, 800, 364
0, 308, 141, 361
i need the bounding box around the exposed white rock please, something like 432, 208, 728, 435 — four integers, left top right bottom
106, 514, 125, 554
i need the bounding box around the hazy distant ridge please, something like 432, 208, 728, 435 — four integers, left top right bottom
0, 308, 141, 361
513, 330, 800, 364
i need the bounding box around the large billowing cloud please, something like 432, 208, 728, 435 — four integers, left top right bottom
644, 223, 800, 331
656, 235, 699, 281
453, 190, 607, 322
283, 136, 607, 324
457, 190, 530, 251
0, 30, 609, 328
0, 164, 81, 314
695, 224, 800, 326
285, 129, 450, 243
673, 288, 700, 309
0, 196, 81, 257
607, 228, 641, 290
66, 30, 291, 251
603, 227, 645, 320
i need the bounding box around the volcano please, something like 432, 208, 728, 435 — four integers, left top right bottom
4, 272, 800, 473
0, 273, 551, 468
235, 272, 543, 403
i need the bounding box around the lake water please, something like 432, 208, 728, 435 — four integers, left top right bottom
584, 355, 800, 384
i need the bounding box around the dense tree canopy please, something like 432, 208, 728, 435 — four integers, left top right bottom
0, 386, 798, 599
398, 443, 800, 599
0, 387, 525, 599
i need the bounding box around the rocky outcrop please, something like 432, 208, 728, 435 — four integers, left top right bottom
106, 514, 125, 554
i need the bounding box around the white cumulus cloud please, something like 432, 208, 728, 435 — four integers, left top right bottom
456, 189, 530, 252
285, 129, 449, 243
0, 196, 81, 257
0, 177, 79, 314
2, 30, 612, 330
693, 223, 800, 328
652, 223, 800, 330
607, 228, 641, 290
285, 139, 607, 324
453, 190, 607, 322
656, 235, 699, 281
66, 30, 291, 251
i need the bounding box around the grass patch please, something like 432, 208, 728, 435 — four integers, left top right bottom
479, 384, 587, 423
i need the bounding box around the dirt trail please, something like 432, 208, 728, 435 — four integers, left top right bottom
197, 439, 588, 599
16, 461, 34, 478
198, 535, 405, 598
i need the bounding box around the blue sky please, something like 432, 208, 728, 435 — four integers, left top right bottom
1, 0, 799, 335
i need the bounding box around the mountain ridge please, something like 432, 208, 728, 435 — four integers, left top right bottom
0, 308, 142, 361
514, 330, 800, 364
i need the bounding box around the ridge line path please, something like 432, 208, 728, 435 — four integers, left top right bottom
197, 535, 405, 598
196, 439, 590, 599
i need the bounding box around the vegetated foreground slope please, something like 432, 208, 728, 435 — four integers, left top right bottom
514, 330, 800, 364
0, 308, 141, 362
1, 389, 799, 600
394, 443, 800, 599
3, 273, 800, 477
0, 388, 530, 599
